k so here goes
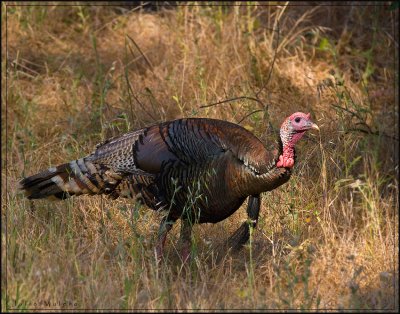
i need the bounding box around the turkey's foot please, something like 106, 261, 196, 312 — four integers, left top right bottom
155, 217, 174, 263
226, 221, 250, 252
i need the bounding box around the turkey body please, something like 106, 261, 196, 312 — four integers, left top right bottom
89, 118, 290, 223
20, 117, 296, 258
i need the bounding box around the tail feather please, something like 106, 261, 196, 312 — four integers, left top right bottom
19, 159, 105, 200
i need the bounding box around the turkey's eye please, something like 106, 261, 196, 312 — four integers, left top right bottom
294, 117, 301, 123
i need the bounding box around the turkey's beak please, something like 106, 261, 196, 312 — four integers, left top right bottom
310, 122, 320, 131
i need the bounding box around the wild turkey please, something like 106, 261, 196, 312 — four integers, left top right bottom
19, 112, 319, 262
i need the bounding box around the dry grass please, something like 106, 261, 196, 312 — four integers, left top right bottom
2, 2, 399, 311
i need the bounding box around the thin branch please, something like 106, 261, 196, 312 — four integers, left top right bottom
237, 109, 264, 125
199, 25, 280, 118
94, 4, 148, 34
126, 34, 156, 77
256, 23, 280, 98
345, 128, 399, 142
124, 38, 137, 124
124, 71, 157, 121
123, 72, 135, 124
199, 96, 265, 109
331, 104, 365, 124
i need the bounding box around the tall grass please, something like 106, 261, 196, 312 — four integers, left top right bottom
2, 3, 398, 311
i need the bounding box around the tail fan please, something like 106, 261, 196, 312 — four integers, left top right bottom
19, 158, 106, 200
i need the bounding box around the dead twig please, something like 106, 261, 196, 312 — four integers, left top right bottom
256, 22, 280, 98
237, 109, 265, 125
199, 24, 281, 123
126, 34, 156, 77
345, 128, 399, 142
124, 70, 157, 122
199, 96, 265, 109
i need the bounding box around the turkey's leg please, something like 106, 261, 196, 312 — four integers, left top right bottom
179, 219, 193, 263
155, 217, 174, 262
226, 194, 260, 251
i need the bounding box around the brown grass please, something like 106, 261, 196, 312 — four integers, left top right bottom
2, 2, 399, 311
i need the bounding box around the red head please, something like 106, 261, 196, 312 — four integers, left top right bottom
277, 112, 319, 168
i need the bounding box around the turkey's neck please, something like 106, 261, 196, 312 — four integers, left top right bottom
276, 131, 304, 168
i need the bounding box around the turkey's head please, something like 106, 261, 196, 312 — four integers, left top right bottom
277, 112, 319, 168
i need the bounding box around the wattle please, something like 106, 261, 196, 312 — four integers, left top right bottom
276, 155, 294, 168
